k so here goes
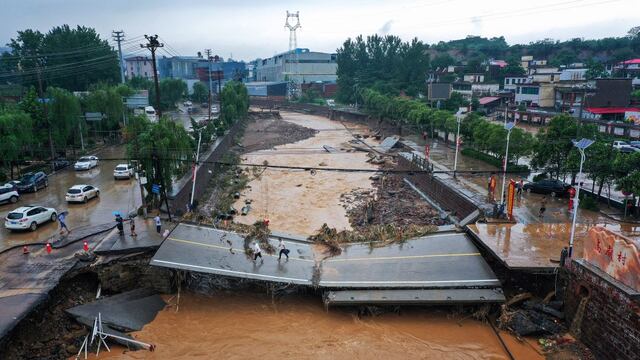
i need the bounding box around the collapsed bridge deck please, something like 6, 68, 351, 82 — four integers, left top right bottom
151, 224, 504, 304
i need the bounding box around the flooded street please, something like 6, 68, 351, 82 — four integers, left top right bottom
233, 111, 379, 235
91, 292, 542, 360
0, 146, 140, 251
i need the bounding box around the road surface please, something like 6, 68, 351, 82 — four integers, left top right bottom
0, 145, 141, 251
151, 224, 502, 289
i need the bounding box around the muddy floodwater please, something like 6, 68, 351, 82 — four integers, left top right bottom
234, 111, 379, 235
88, 292, 543, 360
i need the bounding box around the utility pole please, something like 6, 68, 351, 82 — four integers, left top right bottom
112, 30, 126, 84
214, 55, 222, 114
190, 130, 203, 209
205, 49, 212, 122
141, 35, 164, 117
32, 51, 55, 169
152, 146, 172, 222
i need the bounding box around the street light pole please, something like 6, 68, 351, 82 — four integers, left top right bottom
453, 113, 462, 177
568, 138, 595, 258
189, 130, 203, 210
500, 122, 516, 205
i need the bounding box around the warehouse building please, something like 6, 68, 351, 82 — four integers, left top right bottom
255, 48, 337, 84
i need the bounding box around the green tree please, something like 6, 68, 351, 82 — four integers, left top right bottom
3, 25, 118, 90
47, 87, 82, 151
220, 81, 249, 127
531, 114, 578, 179
128, 76, 153, 90
130, 116, 193, 197
191, 82, 209, 103
585, 60, 608, 80
0, 107, 33, 178
149, 78, 187, 111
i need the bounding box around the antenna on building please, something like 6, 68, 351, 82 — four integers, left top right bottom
284, 11, 301, 99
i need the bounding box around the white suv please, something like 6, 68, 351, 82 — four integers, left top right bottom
65, 184, 100, 203
5, 206, 57, 231
0, 184, 19, 204
113, 164, 134, 179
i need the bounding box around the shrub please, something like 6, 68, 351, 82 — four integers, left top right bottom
461, 148, 530, 173
579, 194, 599, 211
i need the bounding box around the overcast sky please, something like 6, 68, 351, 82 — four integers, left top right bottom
2, 0, 638, 61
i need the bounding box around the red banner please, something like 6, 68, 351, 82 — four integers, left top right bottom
507, 179, 516, 220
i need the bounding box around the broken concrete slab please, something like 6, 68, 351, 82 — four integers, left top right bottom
66, 288, 165, 332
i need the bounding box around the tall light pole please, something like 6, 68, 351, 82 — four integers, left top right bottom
568, 138, 595, 258
453, 113, 463, 177
189, 130, 203, 210
500, 122, 516, 205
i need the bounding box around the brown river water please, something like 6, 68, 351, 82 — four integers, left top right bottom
86, 292, 543, 360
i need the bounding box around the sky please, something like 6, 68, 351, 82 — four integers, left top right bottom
1, 0, 638, 61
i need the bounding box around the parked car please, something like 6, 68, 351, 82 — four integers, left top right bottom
74, 156, 99, 171
65, 184, 100, 203
3, 181, 19, 191
0, 184, 19, 204
5, 205, 57, 231
113, 164, 135, 180
52, 158, 70, 171
618, 146, 640, 154
15, 172, 48, 193
629, 140, 640, 149
183, 100, 193, 107
613, 140, 630, 150
523, 179, 572, 197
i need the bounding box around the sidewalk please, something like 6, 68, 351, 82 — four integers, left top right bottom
400, 134, 640, 270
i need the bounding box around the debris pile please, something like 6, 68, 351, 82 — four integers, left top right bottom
237, 221, 275, 257
345, 170, 444, 231
309, 222, 438, 255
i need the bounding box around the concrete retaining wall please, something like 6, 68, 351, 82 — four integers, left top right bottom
397, 155, 479, 222
564, 260, 640, 360
167, 119, 245, 216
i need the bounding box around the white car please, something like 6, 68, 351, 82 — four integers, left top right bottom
5, 205, 57, 231
0, 184, 19, 204
65, 184, 100, 203
74, 156, 99, 171
113, 164, 135, 179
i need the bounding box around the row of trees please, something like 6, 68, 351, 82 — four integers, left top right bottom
357, 89, 640, 207
0, 25, 120, 90
336, 35, 430, 103
0, 83, 133, 179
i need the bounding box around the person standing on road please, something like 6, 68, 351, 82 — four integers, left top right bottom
278, 239, 290, 261
115, 214, 124, 236
539, 197, 547, 218
252, 241, 263, 262
129, 215, 137, 237
154, 214, 162, 233
516, 179, 523, 197
58, 211, 70, 235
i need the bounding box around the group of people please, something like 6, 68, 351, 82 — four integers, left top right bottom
251, 239, 290, 263
114, 212, 164, 237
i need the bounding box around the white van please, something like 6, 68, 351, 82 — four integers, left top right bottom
145, 106, 158, 123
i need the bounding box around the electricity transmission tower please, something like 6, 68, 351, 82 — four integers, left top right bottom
284, 11, 301, 99
112, 30, 125, 83
140, 35, 164, 116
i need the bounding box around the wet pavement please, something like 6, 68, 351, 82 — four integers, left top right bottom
151, 223, 501, 290
0, 145, 141, 252
403, 134, 640, 269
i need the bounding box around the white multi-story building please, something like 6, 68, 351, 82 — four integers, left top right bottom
255, 48, 337, 84
125, 56, 155, 80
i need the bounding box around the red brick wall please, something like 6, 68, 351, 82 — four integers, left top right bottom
564, 260, 640, 360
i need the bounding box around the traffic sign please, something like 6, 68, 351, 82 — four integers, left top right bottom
152, 184, 161, 194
